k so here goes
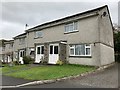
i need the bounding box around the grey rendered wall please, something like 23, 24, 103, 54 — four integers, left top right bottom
4, 43, 13, 54
99, 7, 114, 47
14, 38, 27, 52
28, 15, 99, 45
100, 43, 114, 65
98, 7, 115, 65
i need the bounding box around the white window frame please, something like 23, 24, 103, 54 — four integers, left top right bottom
65, 21, 78, 33
69, 44, 91, 56
69, 45, 75, 56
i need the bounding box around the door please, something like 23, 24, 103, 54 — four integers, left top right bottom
7, 55, 11, 63
19, 50, 25, 64
35, 45, 44, 63
49, 44, 59, 64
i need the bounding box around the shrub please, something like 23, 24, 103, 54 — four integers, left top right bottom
56, 60, 64, 65
23, 56, 34, 64
13, 61, 20, 65
115, 54, 120, 63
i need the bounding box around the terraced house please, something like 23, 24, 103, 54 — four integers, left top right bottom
24, 5, 114, 66
1, 5, 114, 66
0, 39, 14, 63
13, 32, 35, 64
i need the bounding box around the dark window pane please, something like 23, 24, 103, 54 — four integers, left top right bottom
54, 46, 58, 54
37, 47, 40, 54
30, 51, 35, 55
23, 51, 25, 57
50, 46, 53, 54
86, 48, 90, 55
70, 48, 74, 55
20, 52, 22, 57
41, 46, 44, 54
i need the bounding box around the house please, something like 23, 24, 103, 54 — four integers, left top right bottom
13, 33, 27, 64
24, 5, 114, 66
3, 40, 14, 63
0, 39, 14, 63
13, 32, 35, 64
0, 39, 6, 62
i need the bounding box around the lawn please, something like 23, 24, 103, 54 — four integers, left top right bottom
1, 64, 96, 80
0, 65, 30, 74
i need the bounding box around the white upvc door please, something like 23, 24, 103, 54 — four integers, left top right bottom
7, 55, 11, 63
35, 45, 44, 63
19, 50, 24, 64
48, 44, 59, 64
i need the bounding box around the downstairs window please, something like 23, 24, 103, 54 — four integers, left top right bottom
69, 44, 91, 56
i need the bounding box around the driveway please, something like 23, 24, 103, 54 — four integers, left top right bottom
21, 63, 118, 88
1, 75, 32, 86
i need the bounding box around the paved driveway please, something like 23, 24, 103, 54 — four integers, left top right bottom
1, 75, 32, 86
22, 63, 118, 88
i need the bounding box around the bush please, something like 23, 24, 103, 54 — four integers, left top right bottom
13, 61, 20, 65
56, 60, 64, 65
23, 56, 34, 64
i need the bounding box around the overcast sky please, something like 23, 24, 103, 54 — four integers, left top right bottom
0, 0, 119, 40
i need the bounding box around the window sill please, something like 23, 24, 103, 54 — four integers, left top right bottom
34, 37, 43, 39
69, 55, 92, 58
64, 30, 79, 34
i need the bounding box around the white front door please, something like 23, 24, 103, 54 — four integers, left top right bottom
35, 45, 44, 63
19, 50, 25, 64
7, 55, 11, 63
48, 44, 59, 64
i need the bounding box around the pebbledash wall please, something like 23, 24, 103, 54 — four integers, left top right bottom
6, 5, 114, 66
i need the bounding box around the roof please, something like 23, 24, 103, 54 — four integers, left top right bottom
13, 32, 27, 39
4, 40, 14, 44
0, 39, 13, 47
26, 5, 111, 32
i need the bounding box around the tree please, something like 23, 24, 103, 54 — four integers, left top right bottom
114, 32, 120, 54
114, 31, 120, 62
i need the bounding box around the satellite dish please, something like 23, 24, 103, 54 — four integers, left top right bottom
103, 12, 107, 17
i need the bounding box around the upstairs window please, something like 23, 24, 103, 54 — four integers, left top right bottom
9, 44, 13, 49
65, 21, 78, 33
35, 31, 43, 38
19, 38, 25, 45
69, 44, 91, 56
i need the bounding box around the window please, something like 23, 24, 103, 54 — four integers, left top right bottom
65, 21, 78, 33
37, 47, 40, 54
70, 44, 91, 56
9, 44, 13, 49
20, 52, 22, 57
54, 46, 58, 54
35, 31, 43, 38
41, 46, 44, 54
19, 38, 25, 44
50, 46, 53, 54
70, 45, 75, 55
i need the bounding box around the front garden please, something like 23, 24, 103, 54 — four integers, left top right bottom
0, 64, 96, 80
